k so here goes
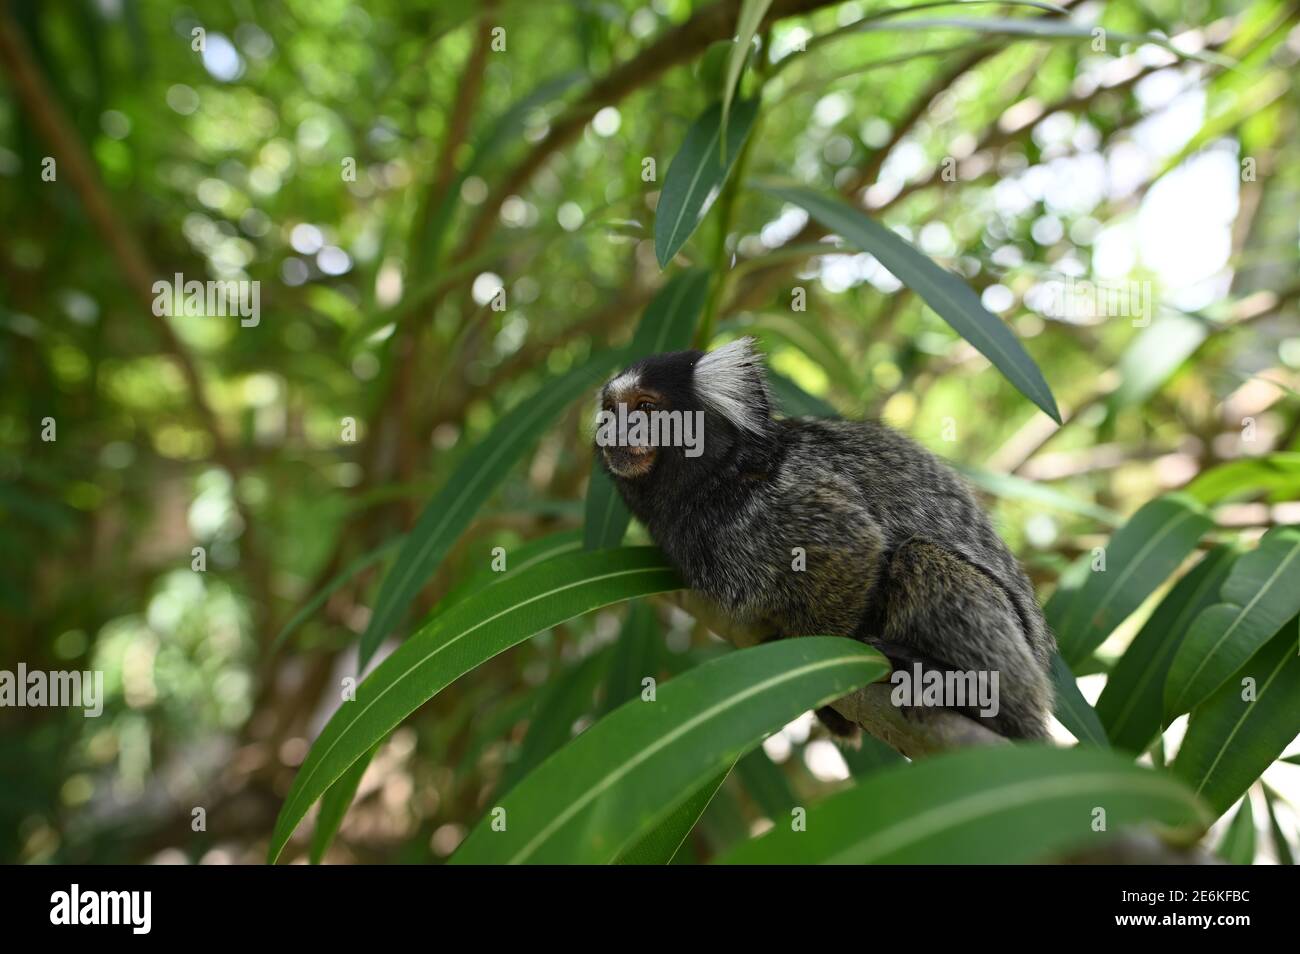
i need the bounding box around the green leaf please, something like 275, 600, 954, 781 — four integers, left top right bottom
309, 747, 373, 864
598, 600, 660, 716
1262, 786, 1295, 865
304, 535, 585, 863
270, 535, 405, 656
840, 733, 905, 776
358, 350, 623, 668
735, 748, 799, 819
582, 465, 630, 550
268, 547, 683, 863
1105, 313, 1210, 418
767, 369, 837, 417
727, 311, 862, 397
720, 0, 772, 163
429, 530, 585, 624
834, 16, 1232, 68
718, 745, 1209, 864
1165, 527, 1300, 720
655, 100, 760, 267
761, 185, 1060, 422
615, 763, 734, 864
1051, 494, 1212, 665
1174, 618, 1300, 819
1049, 653, 1108, 746
954, 463, 1121, 526
449, 637, 889, 864
1185, 452, 1300, 505
497, 648, 611, 795
304, 529, 584, 861
583, 270, 710, 548
1096, 544, 1240, 754
1217, 797, 1255, 864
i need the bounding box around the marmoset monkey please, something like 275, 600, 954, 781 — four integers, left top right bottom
595, 337, 1055, 739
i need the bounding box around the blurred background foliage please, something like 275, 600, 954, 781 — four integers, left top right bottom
1, 0, 1298, 864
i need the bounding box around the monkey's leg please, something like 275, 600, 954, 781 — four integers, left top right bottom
867, 539, 1052, 740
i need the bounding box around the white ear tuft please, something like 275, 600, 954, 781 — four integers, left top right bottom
694, 336, 768, 433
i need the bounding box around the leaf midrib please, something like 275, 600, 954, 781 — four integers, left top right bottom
661, 125, 725, 260
369, 363, 604, 651
1191, 646, 1291, 799
1070, 506, 1202, 652
505, 652, 879, 863
823, 771, 1200, 864
1171, 540, 1300, 714
276, 562, 677, 852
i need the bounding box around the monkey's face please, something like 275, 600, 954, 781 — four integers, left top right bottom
595, 338, 774, 486
594, 349, 700, 481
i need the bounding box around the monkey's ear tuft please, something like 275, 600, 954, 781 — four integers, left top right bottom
693, 336, 772, 433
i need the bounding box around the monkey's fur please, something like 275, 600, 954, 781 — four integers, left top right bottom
596, 337, 1055, 740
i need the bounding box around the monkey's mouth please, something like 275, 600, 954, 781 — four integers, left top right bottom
601, 444, 656, 479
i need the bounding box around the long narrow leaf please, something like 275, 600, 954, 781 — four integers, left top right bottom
497, 647, 612, 795
761, 185, 1060, 422
718, 745, 1208, 864
358, 351, 623, 667
1165, 526, 1300, 720
1217, 797, 1255, 864
736, 748, 799, 819
1185, 452, 1300, 505
1262, 785, 1295, 865
720, 0, 772, 163
268, 547, 683, 862
1049, 652, 1108, 746
450, 637, 889, 864
1173, 618, 1300, 818
598, 600, 660, 716
615, 763, 734, 864
655, 100, 760, 267
307, 529, 585, 861
1051, 494, 1212, 665
271, 535, 405, 655
1095, 544, 1239, 753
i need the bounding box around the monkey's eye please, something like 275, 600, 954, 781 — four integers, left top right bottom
636, 400, 657, 412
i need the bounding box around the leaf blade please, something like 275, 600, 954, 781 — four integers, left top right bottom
1049, 652, 1109, 746
359, 351, 623, 667
1051, 494, 1213, 665
720, 0, 773, 162
1173, 618, 1300, 818
655, 100, 760, 267
450, 637, 889, 864
268, 547, 683, 863
1165, 526, 1300, 720
1095, 544, 1240, 753
761, 184, 1060, 422
718, 745, 1208, 864
615, 763, 734, 864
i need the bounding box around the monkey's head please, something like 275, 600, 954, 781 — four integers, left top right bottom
594, 337, 778, 492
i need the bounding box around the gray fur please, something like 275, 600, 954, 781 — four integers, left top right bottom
598, 342, 1057, 740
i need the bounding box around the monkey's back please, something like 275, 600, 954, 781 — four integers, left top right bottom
774, 417, 1055, 670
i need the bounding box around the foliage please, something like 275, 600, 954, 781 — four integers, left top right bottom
2, 0, 1299, 865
